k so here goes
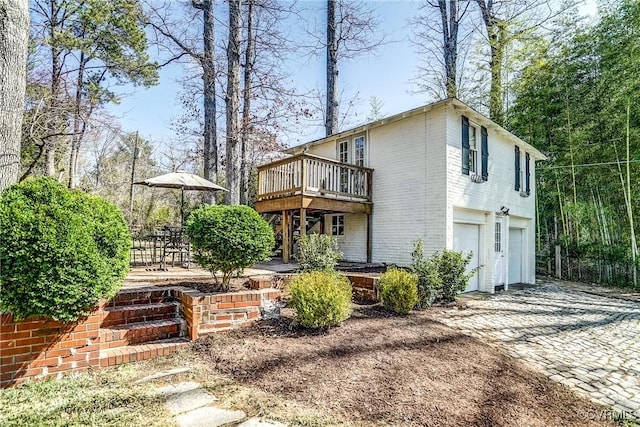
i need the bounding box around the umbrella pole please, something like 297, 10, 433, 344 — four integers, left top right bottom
181, 189, 185, 226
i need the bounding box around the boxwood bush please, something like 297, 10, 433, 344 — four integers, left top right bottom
185, 205, 274, 290
379, 268, 418, 315
0, 177, 130, 322
289, 271, 352, 329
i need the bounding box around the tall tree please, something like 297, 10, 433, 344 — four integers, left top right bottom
474, 0, 574, 125
65, 0, 158, 188
146, 1, 300, 205
0, 0, 29, 191
412, 0, 471, 99
144, 0, 219, 203
240, 0, 255, 205
30, 0, 157, 186
226, 0, 242, 205
325, 0, 338, 136
509, 2, 640, 286
321, 0, 383, 136
192, 0, 218, 204
38, 0, 64, 177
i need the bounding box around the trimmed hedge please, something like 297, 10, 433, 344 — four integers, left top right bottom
186, 205, 274, 290
0, 178, 130, 321
379, 268, 418, 315
289, 271, 352, 329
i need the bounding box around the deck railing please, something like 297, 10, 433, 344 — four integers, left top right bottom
257, 153, 373, 202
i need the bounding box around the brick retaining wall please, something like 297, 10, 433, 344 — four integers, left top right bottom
248, 273, 380, 303
178, 287, 281, 339
0, 286, 282, 388
348, 274, 379, 302
1, 307, 105, 388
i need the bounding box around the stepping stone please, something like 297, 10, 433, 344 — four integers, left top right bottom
165, 388, 218, 415
238, 417, 287, 427
175, 407, 246, 427
135, 367, 192, 383
155, 381, 202, 396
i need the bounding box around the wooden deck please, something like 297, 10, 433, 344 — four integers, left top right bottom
254, 153, 374, 263
255, 153, 373, 214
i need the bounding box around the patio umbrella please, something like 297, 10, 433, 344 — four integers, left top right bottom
135, 172, 227, 224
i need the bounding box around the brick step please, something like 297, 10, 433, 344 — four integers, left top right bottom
107, 288, 176, 308
99, 338, 190, 368
101, 302, 179, 327
99, 318, 185, 348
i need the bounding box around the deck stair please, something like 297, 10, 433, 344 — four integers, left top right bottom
266, 212, 323, 257
99, 288, 188, 367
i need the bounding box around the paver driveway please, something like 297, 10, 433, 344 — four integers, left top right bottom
437, 284, 640, 418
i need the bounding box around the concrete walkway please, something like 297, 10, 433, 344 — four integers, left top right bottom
133, 367, 286, 426
160, 381, 286, 427
438, 283, 640, 418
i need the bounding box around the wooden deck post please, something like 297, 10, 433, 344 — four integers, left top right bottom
300, 208, 306, 237
282, 210, 290, 263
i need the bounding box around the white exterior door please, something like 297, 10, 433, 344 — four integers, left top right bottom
453, 223, 479, 292
493, 218, 505, 286
508, 228, 523, 284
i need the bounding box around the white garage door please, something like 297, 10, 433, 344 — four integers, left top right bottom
453, 223, 479, 292
508, 228, 523, 284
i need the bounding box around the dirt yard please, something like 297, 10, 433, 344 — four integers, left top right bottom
193, 305, 619, 427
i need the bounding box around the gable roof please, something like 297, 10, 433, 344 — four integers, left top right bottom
285, 98, 547, 161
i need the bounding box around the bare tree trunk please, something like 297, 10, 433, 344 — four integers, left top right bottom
488, 28, 506, 125
439, 0, 459, 98
325, 0, 339, 136
226, 0, 242, 205
45, 0, 63, 178
240, 0, 255, 205
68, 54, 87, 189
475, 0, 507, 124
0, 0, 29, 191
201, 0, 217, 204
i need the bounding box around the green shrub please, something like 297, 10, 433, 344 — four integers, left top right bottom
378, 268, 418, 315
0, 177, 130, 322
289, 271, 352, 328
410, 240, 442, 308
431, 249, 476, 301
185, 205, 274, 290
295, 234, 342, 272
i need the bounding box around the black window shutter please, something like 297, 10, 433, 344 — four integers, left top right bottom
525, 152, 531, 194
461, 116, 470, 175
481, 126, 488, 180
515, 146, 521, 191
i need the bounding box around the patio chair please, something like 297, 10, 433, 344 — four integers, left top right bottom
160, 226, 191, 269
130, 228, 149, 267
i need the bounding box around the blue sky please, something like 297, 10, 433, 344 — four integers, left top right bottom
107, 0, 598, 149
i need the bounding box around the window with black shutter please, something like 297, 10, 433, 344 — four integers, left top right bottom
481, 126, 488, 180
462, 116, 470, 175
515, 146, 521, 191
525, 152, 531, 194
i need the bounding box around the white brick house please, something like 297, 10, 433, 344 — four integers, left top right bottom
255, 98, 546, 293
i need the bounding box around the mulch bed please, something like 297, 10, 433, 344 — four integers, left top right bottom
192, 305, 616, 427
156, 278, 251, 293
